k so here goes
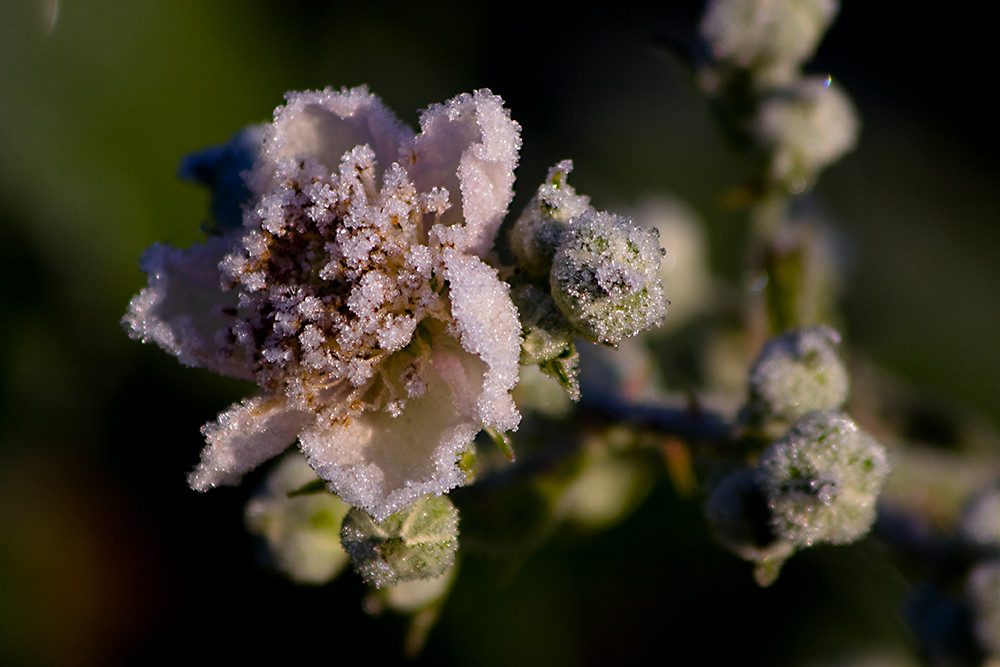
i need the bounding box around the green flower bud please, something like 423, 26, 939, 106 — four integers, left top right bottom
550, 210, 667, 344
244, 454, 351, 585
746, 325, 849, 428
340, 494, 459, 588
512, 283, 580, 400
510, 160, 591, 280
759, 410, 890, 548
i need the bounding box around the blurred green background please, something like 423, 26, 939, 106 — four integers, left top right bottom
2, 1, 998, 664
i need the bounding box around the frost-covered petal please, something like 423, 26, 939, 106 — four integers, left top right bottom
442, 249, 521, 432
123, 234, 252, 380
262, 85, 412, 178
299, 367, 478, 523
189, 393, 311, 491
407, 89, 521, 256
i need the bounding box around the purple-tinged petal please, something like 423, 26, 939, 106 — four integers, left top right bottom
442, 249, 521, 432
299, 369, 477, 522
407, 90, 521, 256
123, 233, 253, 380
190, 393, 311, 491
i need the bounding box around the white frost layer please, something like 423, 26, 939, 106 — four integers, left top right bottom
190, 394, 311, 490
407, 89, 521, 257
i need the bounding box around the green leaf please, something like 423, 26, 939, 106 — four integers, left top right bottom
340, 495, 459, 588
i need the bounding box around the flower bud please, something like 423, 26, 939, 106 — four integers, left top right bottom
550, 210, 667, 344
245, 454, 351, 585
759, 410, 890, 548
510, 160, 591, 280
340, 494, 459, 588
700, 0, 839, 83
746, 325, 849, 427
755, 76, 859, 192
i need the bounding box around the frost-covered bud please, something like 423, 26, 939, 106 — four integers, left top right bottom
550, 210, 667, 344
746, 325, 849, 427
967, 560, 1000, 655
760, 410, 890, 548
340, 495, 459, 588
700, 0, 839, 83
755, 77, 859, 192
245, 454, 351, 585
513, 284, 580, 400
510, 160, 592, 280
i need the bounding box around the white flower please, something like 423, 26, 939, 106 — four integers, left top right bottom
124, 86, 523, 521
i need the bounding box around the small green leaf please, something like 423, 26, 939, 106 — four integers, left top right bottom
340, 495, 459, 588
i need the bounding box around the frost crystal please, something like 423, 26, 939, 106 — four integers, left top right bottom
124, 86, 523, 521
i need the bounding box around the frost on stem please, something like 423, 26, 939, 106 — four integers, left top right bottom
745, 325, 849, 429
759, 410, 890, 548
124, 86, 524, 522
550, 210, 667, 345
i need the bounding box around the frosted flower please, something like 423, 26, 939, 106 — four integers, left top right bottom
124, 86, 523, 521
755, 76, 859, 192
700, 0, 839, 83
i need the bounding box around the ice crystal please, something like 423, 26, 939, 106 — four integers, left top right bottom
125, 86, 523, 521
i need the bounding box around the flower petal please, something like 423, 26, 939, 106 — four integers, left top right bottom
123, 234, 253, 380
189, 393, 312, 491
408, 89, 521, 256
298, 369, 478, 522
442, 249, 521, 432
263, 85, 412, 177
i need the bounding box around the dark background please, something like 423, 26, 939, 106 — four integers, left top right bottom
2, 2, 997, 664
